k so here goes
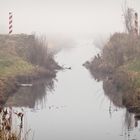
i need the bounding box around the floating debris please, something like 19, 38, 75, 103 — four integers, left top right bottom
17, 83, 33, 87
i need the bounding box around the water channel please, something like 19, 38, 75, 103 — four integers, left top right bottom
7, 38, 140, 140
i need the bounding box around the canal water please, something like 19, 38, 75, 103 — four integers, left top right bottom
8, 38, 140, 140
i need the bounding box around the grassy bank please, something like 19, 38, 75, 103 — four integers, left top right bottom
86, 33, 140, 79
0, 34, 60, 104
84, 33, 140, 111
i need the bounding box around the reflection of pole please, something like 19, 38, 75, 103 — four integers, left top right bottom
134, 12, 138, 35
9, 12, 13, 34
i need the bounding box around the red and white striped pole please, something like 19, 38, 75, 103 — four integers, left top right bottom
9, 12, 13, 34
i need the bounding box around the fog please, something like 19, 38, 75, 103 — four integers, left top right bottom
1, 1, 140, 140
0, 0, 140, 37
0, 0, 140, 35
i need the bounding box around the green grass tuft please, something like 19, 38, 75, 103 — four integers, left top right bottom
125, 59, 140, 72
0, 56, 34, 77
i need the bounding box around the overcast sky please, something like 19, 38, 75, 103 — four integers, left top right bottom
0, 0, 140, 36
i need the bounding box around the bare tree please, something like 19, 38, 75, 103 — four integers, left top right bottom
124, 8, 134, 34
122, 1, 134, 34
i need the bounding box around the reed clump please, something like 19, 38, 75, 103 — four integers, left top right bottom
0, 106, 24, 140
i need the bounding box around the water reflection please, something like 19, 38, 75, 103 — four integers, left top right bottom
3, 38, 140, 140
89, 70, 140, 133
5, 78, 56, 109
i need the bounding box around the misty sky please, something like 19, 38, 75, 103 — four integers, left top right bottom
0, 0, 140, 36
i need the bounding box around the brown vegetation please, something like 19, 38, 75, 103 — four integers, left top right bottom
0, 107, 24, 140
0, 34, 61, 105
84, 29, 140, 122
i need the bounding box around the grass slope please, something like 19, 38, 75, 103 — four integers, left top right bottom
0, 34, 59, 105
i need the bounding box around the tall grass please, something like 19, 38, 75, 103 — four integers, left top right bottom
26, 34, 49, 67
0, 33, 59, 71
15, 34, 56, 69
0, 107, 24, 140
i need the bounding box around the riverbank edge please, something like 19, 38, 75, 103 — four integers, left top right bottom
83, 33, 140, 110
0, 34, 62, 105
0, 62, 62, 105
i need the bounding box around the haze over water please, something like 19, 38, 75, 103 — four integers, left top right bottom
1, 0, 140, 140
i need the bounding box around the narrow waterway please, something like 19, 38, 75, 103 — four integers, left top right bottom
17, 38, 140, 140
